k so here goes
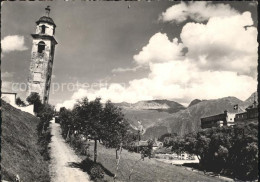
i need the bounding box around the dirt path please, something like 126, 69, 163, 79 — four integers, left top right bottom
49, 121, 91, 182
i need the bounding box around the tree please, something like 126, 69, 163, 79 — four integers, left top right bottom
59, 107, 73, 139
228, 123, 258, 180
183, 133, 197, 156
72, 98, 90, 136
100, 101, 129, 159
26, 92, 40, 104
140, 139, 154, 159
158, 133, 177, 142
74, 97, 103, 163
122, 131, 139, 152
87, 98, 103, 163
37, 104, 55, 134
163, 135, 185, 155
38, 104, 55, 122
58, 97, 131, 171
26, 93, 42, 113
165, 122, 258, 180
15, 97, 26, 106
99, 101, 130, 180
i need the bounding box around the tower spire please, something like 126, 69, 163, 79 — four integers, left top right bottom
45, 6, 51, 17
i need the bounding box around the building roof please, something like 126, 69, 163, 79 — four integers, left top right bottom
31, 34, 58, 45
36, 16, 56, 27
246, 102, 258, 110
201, 112, 226, 122
235, 112, 247, 116
1, 92, 17, 95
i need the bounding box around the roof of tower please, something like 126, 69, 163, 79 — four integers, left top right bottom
36, 16, 56, 27
31, 34, 58, 44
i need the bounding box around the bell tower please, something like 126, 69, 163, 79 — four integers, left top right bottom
27, 6, 58, 104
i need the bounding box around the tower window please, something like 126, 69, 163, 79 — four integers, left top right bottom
41, 25, 46, 34
38, 41, 45, 53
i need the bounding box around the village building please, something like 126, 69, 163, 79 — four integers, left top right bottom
133, 140, 163, 151
27, 6, 57, 104
1, 92, 17, 106
235, 101, 258, 123
1, 92, 34, 115
201, 102, 258, 129
200, 110, 236, 129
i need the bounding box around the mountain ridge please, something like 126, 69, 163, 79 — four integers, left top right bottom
188, 99, 203, 107
143, 94, 256, 139
113, 92, 256, 139
114, 99, 186, 113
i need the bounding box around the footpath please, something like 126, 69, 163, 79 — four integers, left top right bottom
49, 121, 91, 182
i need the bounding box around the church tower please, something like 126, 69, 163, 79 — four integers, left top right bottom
27, 6, 57, 104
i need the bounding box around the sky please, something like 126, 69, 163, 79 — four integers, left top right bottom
1, 1, 258, 109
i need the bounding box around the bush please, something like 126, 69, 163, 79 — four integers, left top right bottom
35, 104, 54, 161
26, 93, 43, 113
77, 158, 105, 180
166, 122, 258, 180
37, 126, 52, 161
70, 135, 91, 157
16, 97, 26, 106
90, 164, 104, 180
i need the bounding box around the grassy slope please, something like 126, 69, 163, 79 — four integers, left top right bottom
1, 101, 50, 182
87, 142, 224, 182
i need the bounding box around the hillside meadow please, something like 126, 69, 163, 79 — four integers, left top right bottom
74, 141, 225, 182
1, 101, 50, 182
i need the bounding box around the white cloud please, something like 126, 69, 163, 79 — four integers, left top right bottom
160, 1, 239, 23
56, 60, 257, 110
112, 66, 142, 73
56, 4, 257, 109
71, 88, 88, 100
1, 35, 28, 53
56, 99, 77, 111
181, 12, 257, 76
133, 33, 184, 65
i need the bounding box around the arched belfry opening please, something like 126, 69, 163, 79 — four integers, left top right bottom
38, 41, 45, 53
41, 25, 46, 34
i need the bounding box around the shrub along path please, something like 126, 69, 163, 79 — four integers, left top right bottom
49, 121, 91, 182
